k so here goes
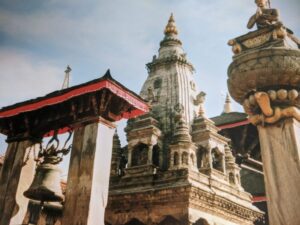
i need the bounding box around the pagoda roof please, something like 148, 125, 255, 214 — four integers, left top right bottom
0, 70, 148, 119
210, 112, 249, 129
0, 70, 149, 138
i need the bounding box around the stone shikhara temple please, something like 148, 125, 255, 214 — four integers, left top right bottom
106, 14, 263, 225
1, 1, 300, 225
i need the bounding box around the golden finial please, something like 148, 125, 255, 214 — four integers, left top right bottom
164, 13, 178, 36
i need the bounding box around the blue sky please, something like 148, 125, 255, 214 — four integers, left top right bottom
0, 0, 299, 157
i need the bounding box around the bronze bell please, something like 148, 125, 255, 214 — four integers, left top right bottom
24, 157, 64, 202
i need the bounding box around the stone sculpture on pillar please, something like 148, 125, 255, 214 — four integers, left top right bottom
228, 2, 300, 224
247, 0, 280, 29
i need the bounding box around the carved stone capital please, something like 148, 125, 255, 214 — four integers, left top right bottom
243, 90, 300, 125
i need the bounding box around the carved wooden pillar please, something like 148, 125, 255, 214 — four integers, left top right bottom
257, 118, 300, 225
0, 139, 37, 225
62, 119, 115, 225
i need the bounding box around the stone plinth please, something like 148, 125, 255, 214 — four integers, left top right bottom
257, 118, 300, 225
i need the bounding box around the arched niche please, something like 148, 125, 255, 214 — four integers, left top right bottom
158, 215, 181, 225
197, 146, 206, 169
211, 147, 224, 172
182, 152, 189, 165
229, 172, 235, 184
152, 144, 160, 167
193, 218, 210, 225
131, 143, 148, 167
124, 218, 145, 225
174, 152, 179, 166
153, 78, 162, 89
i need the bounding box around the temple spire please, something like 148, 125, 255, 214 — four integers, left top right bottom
223, 93, 232, 113
164, 13, 178, 36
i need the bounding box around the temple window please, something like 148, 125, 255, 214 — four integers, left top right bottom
229, 172, 235, 184
131, 143, 148, 166
182, 152, 188, 165
197, 147, 205, 169
152, 144, 160, 167
154, 78, 162, 89
174, 152, 179, 166
158, 215, 181, 225
211, 147, 224, 172
193, 218, 210, 225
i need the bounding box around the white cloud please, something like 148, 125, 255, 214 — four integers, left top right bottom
0, 0, 299, 154
0, 49, 62, 106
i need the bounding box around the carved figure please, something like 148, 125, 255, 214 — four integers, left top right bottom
147, 87, 156, 102
248, 91, 300, 125
247, 0, 280, 29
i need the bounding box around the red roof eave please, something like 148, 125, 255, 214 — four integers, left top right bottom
217, 120, 250, 130
0, 79, 149, 120
252, 196, 267, 203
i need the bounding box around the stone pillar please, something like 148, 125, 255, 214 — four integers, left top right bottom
147, 145, 153, 164
0, 139, 36, 225
257, 118, 300, 225
221, 154, 226, 173
207, 149, 213, 169
169, 152, 174, 168
127, 149, 132, 167
179, 152, 182, 167
62, 120, 115, 225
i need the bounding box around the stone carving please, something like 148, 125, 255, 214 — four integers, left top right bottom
195, 92, 206, 105
147, 87, 156, 103
227, 48, 300, 104
247, 0, 280, 30
244, 91, 300, 125
228, 23, 290, 55
229, 0, 300, 55
194, 92, 206, 116
174, 103, 184, 114
243, 31, 272, 48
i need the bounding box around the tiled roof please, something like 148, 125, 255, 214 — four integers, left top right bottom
210, 112, 248, 126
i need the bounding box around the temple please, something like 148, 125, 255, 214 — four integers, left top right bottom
0, 1, 299, 224
105, 14, 263, 225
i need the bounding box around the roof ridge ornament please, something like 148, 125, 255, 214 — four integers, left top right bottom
62, 65, 71, 89
104, 69, 112, 79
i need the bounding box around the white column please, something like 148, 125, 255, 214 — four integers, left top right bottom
258, 118, 300, 225
62, 120, 115, 225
